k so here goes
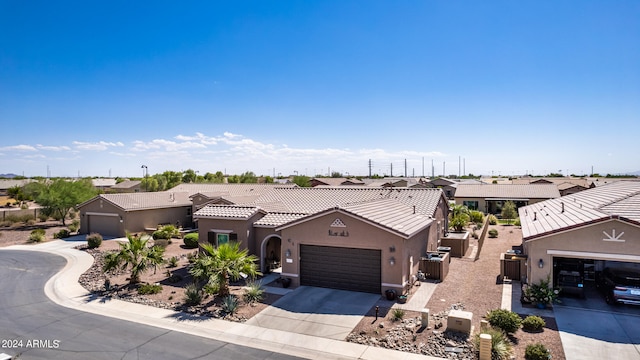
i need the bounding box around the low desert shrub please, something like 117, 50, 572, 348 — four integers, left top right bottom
168, 256, 179, 267
486, 309, 522, 334
525, 343, 551, 360
68, 219, 80, 233
203, 282, 220, 295
86, 233, 103, 249
470, 210, 484, 225
488, 229, 499, 238
54, 229, 71, 239
153, 225, 180, 240
475, 327, 512, 360
222, 295, 239, 315
183, 233, 199, 249
488, 214, 498, 225
37, 213, 49, 222
29, 228, 46, 243
184, 284, 203, 306
392, 308, 405, 321
513, 217, 521, 227
243, 282, 265, 304
138, 283, 162, 295
522, 315, 546, 332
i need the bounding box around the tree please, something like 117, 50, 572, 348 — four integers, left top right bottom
141, 177, 159, 192
189, 242, 260, 297
331, 171, 343, 178
182, 169, 197, 183
292, 175, 311, 187
103, 234, 165, 284
239, 171, 257, 183
501, 201, 517, 225
34, 179, 98, 226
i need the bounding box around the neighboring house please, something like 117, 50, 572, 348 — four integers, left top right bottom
193, 187, 450, 296
109, 180, 142, 193
0, 179, 34, 196
454, 184, 560, 214
91, 178, 117, 192
77, 192, 193, 237
519, 180, 640, 292
310, 177, 365, 187
429, 178, 483, 199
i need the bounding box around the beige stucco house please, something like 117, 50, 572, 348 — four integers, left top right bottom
454, 184, 560, 214
193, 187, 449, 296
519, 180, 640, 290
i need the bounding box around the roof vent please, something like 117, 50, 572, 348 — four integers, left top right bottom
534, 212, 537, 221
561, 202, 565, 213
413, 205, 416, 214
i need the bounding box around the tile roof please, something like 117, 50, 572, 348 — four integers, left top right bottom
520, 180, 640, 239
85, 192, 192, 211
253, 212, 307, 227
454, 184, 560, 199
247, 187, 444, 216
92, 178, 117, 187
193, 205, 264, 220
111, 180, 141, 189
171, 183, 295, 197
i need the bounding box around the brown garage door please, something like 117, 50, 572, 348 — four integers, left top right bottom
300, 245, 381, 294
88, 214, 120, 237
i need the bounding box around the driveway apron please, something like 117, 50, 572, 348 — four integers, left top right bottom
245, 286, 379, 340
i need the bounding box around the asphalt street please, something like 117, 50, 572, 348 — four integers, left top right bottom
0, 250, 304, 360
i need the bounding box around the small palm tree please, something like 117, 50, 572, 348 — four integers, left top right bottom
189, 242, 261, 297
103, 233, 165, 284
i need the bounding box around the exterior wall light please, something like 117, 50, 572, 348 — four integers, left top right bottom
389, 257, 396, 266
538, 259, 544, 268
285, 249, 291, 258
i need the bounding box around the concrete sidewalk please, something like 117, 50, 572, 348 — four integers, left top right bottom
2, 241, 444, 360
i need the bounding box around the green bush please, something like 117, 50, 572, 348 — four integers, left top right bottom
470, 210, 484, 224
138, 283, 163, 295
522, 315, 546, 332
54, 229, 71, 239
222, 295, 239, 315
68, 219, 80, 233
86, 233, 103, 249
391, 308, 405, 321
184, 283, 203, 306
153, 225, 180, 240
183, 233, 199, 249
29, 228, 46, 243
488, 229, 499, 238
475, 327, 513, 360
243, 282, 265, 304
488, 214, 498, 225
486, 309, 522, 334
525, 343, 551, 360
168, 256, 179, 267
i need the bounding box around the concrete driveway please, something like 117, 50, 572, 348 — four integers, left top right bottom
245, 286, 379, 340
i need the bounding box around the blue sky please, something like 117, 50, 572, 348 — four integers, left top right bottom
1, 1, 639, 178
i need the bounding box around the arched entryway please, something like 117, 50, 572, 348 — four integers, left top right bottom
260, 235, 282, 273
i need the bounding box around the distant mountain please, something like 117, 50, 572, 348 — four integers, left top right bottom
0, 173, 19, 178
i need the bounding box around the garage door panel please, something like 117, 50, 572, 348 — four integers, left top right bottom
300, 245, 381, 294
88, 215, 120, 237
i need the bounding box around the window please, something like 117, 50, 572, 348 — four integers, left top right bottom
217, 233, 229, 246
187, 207, 192, 216
463, 201, 479, 210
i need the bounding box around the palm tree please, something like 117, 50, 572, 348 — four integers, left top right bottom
103, 233, 165, 284
189, 242, 261, 297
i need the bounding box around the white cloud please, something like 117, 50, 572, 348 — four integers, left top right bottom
73, 141, 124, 151
1, 144, 37, 151
36, 144, 71, 151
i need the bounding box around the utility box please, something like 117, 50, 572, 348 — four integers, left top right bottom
421, 308, 430, 328
447, 309, 473, 334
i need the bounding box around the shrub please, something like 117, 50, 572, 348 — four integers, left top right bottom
183, 233, 199, 249
474, 327, 512, 360
152, 229, 170, 240
488, 214, 498, 225
38, 213, 49, 222
153, 239, 170, 248
153, 224, 180, 240
184, 283, 203, 306
168, 256, 179, 267
522, 275, 560, 305
522, 315, 546, 332
391, 308, 405, 321
488, 229, 499, 238
470, 210, 484, 224
486, 309, 522, 334
54, 229, 71, 239
138, 283, 162, 295
68, 219, 80, 233
243, 282, 265, 304
525, 343, 551, 360
203, 282, 220, 295
222, 295, 239, 315
513, 217, 521, 227
29, 228, 46, 243
86, 233, 103, 249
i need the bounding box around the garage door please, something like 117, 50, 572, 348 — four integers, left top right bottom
88, 214, 120, 237
300, 245, 381, 294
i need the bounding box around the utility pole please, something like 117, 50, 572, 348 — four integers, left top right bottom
431, 159, 434, 178
443, 162, 445, 177
390, 163, 393, 177
368, 159, 372, 177
422, 157, 424, 177
458, 156, 461, 178
404, 158, 407, 177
